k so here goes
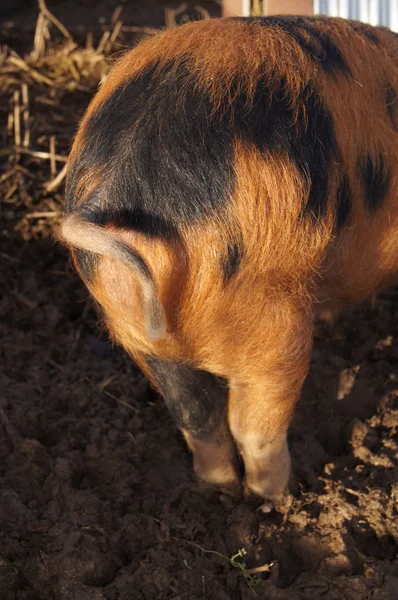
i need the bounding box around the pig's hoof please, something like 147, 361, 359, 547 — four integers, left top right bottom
198, 476, 241, 499
257, 500, 274, 514
244, 442, 291, 504
196, 463, 241, 498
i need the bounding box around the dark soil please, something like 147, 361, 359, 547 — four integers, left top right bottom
1, 3, 397, 599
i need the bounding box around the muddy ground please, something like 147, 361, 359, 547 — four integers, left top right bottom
1, 2, 398, 599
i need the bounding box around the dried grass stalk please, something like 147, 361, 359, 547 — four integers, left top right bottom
45, 163, 68, 192
21, 83, 30, 148
13, 90, 21, 149
38, 0, 73, 42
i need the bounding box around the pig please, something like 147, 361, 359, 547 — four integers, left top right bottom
59, 16, 398, 502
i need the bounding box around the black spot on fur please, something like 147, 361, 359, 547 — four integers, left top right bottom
349, 22, 381, 45
73, 249, 98, 283
81, 207, 180, 240
295, 88, 336, 219
360, 154, 391, 212
236, 16, 352, 76
66, 62, 235, 234
336, 175, 351, 229
67, 58, 336, 232
146, 358, 227, 439
237, 78, 336, 219
385, 85, 398, 128
222, 242, 241, 281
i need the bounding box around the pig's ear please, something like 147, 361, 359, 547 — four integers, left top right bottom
57, 213, 166, 340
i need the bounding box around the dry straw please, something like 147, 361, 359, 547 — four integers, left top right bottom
0, 1, 209, 239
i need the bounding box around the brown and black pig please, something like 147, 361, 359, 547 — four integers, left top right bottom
59, 16, 398, 503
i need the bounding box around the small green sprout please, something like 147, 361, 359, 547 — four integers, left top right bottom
229, 547, 261, 590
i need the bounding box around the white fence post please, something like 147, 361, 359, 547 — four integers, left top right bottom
315, 0, 398, 31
